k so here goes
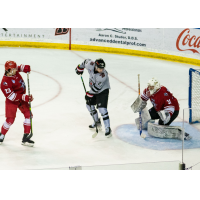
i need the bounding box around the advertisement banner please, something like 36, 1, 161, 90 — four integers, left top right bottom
71, 28, 163, 50
0, 28, 69, 43
163, 28, 200, 54
0, 28, 200, 60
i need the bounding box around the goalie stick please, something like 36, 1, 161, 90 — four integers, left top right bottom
80, 75, 98, 138
138, 74, 146, 139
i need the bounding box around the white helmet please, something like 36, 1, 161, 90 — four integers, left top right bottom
147, 78, 160, 95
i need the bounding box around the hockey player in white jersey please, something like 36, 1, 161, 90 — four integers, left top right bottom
75, 58, 112, 138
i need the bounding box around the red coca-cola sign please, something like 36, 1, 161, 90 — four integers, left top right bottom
176, 28, 200, 54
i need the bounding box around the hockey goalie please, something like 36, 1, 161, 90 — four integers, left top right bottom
131, 78, 192, 140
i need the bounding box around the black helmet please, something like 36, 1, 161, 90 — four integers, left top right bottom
95, 58, 105, 69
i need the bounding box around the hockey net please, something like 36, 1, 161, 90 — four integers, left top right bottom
189, 68, 200, 123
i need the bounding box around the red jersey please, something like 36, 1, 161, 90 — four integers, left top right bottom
1, 70, 26, 102
141, 86, 179, 117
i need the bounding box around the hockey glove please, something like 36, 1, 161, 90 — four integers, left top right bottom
85, 92, 94, 104
158, 110, 171, 124
131, 95, 147, 113
22, 94, 34, 102
23, 65, 31, 73
19, 65, 31, 73
75, 65, 84, 75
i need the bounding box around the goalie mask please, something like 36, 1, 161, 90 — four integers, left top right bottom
148, 78, 160, 95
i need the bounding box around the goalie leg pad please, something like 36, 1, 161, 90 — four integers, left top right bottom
148, 123, 183, 139
135, 107, 154, 130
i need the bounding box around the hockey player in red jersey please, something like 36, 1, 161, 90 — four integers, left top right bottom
132, 77, 191, 140
0, 61, 34, 146
141, 78, 179, 125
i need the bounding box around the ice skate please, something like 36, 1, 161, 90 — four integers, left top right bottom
89, 118, 102, 131
177, 129, 192, 141
184, 132, 192, 140
0, 133, 5, 144
21, 134, 34, 147
105, 127, 112, 138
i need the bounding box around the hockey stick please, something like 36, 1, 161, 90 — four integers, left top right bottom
80, 75, 98, 138
26, 73, 33, 140
138, 74, 146, 139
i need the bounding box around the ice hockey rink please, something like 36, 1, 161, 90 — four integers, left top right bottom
0, 47, 200, 170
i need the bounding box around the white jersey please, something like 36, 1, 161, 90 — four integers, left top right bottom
79, 59, 111, 94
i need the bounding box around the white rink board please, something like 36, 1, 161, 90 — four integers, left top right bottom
0, 28, 69, 43
1, 28, 200, 59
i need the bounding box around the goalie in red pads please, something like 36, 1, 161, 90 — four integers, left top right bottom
141, 77, 179, 125
0, 61, 34, 146
132, 78, 191, 140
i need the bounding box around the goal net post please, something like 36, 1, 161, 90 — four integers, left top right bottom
189, 68, 200, 123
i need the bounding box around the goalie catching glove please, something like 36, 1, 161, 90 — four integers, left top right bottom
158, 110, 171, 124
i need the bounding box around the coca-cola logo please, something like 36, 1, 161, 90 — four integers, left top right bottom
176, 28, 200, 54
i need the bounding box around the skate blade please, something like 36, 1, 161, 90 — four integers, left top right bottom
0, 142, 2, 145
21, 142, 34, 147
89, 126, 102, 131
92, 132, 98, 138
140, 133, 146, 139
185, 136, 192, 140
98, 126, 102, 131
106, 133, 112, 138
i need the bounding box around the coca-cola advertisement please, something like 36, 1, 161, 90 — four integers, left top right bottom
176, 28, 200, 54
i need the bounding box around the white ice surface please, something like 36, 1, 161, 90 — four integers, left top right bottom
0, 47, 200, 170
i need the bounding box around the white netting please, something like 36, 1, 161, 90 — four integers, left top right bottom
191, 69, 200, 122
